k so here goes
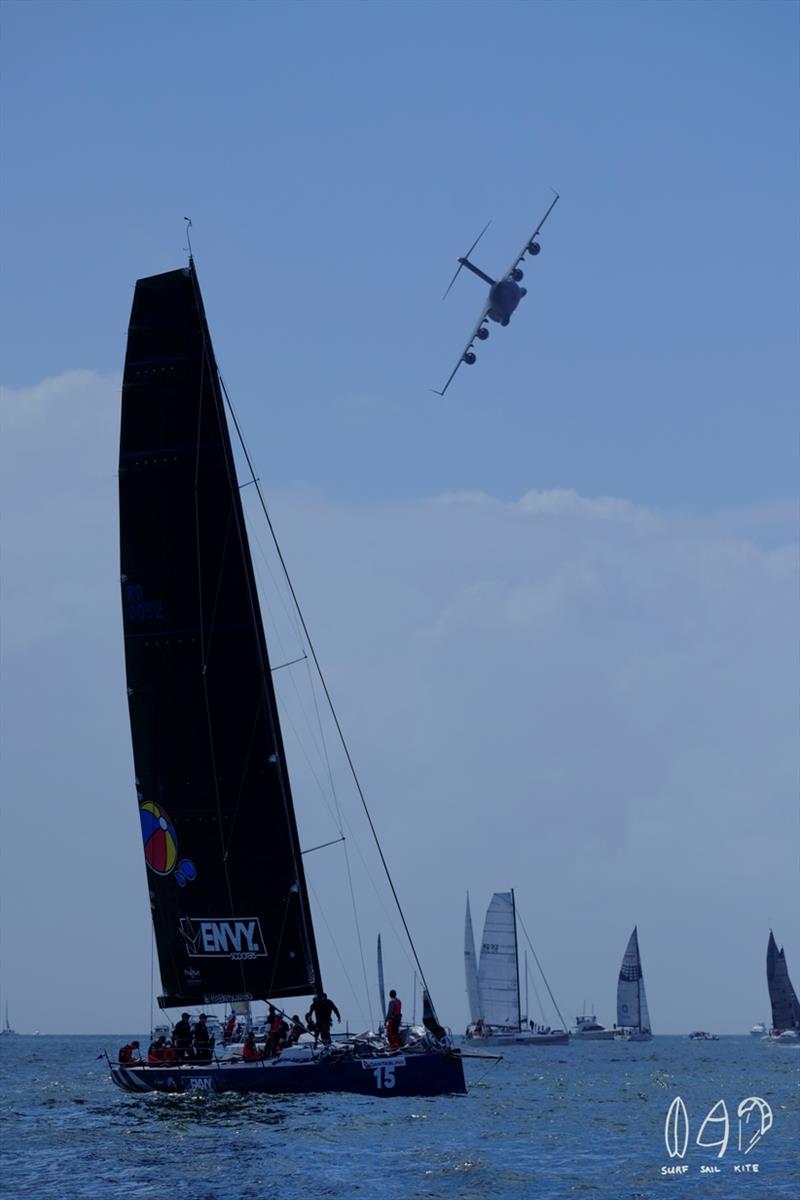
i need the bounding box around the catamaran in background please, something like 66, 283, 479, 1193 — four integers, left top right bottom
749, 1022, 767, 1037
615, 927, 653, 1041
107, 260, 465, 1098
463, 892, 569, 1046
764, 931, 800, 1043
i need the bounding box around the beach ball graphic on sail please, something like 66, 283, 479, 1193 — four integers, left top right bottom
139, 801, 196, 887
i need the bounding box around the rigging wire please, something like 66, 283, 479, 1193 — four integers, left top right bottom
308, 880, 370, 1029
515, 910, 569, 1032
241, 489, 419, 979
219, 374, 442, 1022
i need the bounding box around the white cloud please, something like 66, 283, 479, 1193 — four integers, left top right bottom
1, 370, 797, 1034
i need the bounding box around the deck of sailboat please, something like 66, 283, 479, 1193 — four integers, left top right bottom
110, 1045, 467, 1097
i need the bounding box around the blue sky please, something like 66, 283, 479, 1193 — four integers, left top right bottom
1, 0, 798, 1034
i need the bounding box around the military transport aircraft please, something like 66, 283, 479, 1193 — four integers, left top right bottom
432, 192, 560, 396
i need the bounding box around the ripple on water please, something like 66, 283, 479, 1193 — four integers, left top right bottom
1, 1036, 798, 1199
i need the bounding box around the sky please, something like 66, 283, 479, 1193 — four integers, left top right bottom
0, 0, 798, 1036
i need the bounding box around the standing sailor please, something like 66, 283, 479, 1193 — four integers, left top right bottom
192, 1013, 213, 1064
386, 990, 402, 1048
306, 993, 341, 1045
173, 1013, 193, 1060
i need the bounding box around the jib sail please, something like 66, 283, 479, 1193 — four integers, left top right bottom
119, 264, 321, 1008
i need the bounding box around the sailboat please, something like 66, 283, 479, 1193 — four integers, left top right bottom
463, 891, 568, 1045
108, 261, 465, 1097
764, 931, 800, 1042
615, 926, 653, 1041
0, 1003, 16, 1037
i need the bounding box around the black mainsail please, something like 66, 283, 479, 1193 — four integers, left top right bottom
119, 264, 321, 1009
766, 931, 800, 1033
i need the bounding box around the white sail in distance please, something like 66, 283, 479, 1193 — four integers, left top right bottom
478, 892, 519, 1028
464, 894, 481, 1024
617, 926, 651, 1033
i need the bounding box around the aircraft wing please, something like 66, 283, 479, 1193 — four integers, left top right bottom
501, 191, 560, 280
432, 300, 492, 396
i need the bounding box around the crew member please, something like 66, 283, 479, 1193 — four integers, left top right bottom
147, 1035, 166, 1063
242, 1032, 263, 1061
306, 993, 341, 1045
287, 1015, 305, 1045
386, 990, 402, 1048
192, 1013, 213, 1064
173, 1013, 193, 1060
118, 1040, 141, 1064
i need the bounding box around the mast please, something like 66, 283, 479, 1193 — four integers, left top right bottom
524, 951, 529, 1027
511, 888, 522, 1031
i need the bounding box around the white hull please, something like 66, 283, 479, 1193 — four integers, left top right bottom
467, 1029, 569, 1047
573, 1028, 615, 1041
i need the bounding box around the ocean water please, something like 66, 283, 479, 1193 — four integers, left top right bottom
0, 1035, 797, 1199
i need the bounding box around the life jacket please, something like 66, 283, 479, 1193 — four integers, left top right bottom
148, 1048, 162, 1064
118, 1044, 133, 1064
243, 1043, 261, 1061
387, 998, 402, 1021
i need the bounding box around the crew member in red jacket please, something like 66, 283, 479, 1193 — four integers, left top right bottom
386, 990, 402, 1048
118, 1040, 141, 1064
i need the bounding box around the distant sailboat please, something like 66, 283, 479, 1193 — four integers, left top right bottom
764, 931, 800, 1042
464, 891, 568, 1046
615, 927, 653, 1041
0, 1003, 16, 1037
464, 894, 481, 1026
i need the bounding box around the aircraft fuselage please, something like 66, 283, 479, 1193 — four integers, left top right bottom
487, 278, 526, 324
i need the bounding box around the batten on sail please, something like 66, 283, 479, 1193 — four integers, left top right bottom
119, 265, 321, 1008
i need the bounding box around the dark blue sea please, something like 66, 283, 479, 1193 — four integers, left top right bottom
0, 1035, 797, 1199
